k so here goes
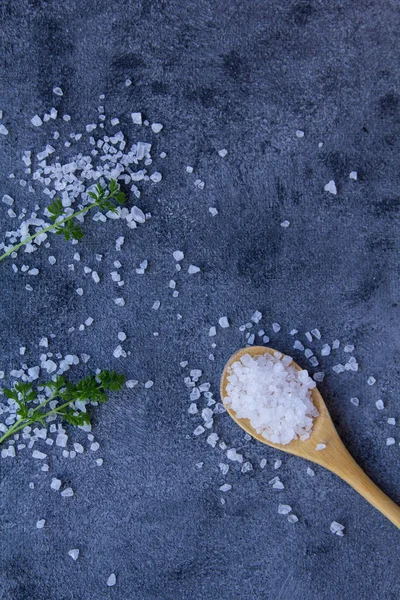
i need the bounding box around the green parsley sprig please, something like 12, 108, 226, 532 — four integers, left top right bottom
0, 179, 126, 262
0, 370, 125, 446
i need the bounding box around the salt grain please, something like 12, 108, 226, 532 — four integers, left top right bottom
36, 519, 45, 529
386, 438, 395, 446
68, 549, 79, 561
315, 443, 326, 451
324, 180, 337, 195
107, 573, 116, 587
219, 316, 229, 328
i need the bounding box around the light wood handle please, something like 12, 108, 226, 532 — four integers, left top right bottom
327, 442, 400, 528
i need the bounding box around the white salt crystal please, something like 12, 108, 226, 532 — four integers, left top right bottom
218, 148, 228, 157
173, 251, 184, 263
209, 207, 218, 216
126, 380, 138, 388
151, 123, 163, 133
152, 300, 161, 310
48, 256, 56, 265
209, 326, 216, 337
272, 322, 281, 332
193, 425, 205, 436
311, 329, 321, 340
207, 433, 219, 447
315, 443, 326, 451
56, 433, 68, 447
280, 220, 290, 228
0, 124, 9, 135
330, 521, 345, 535
117, 332, 127, 341
349, 171, 358, 180
324, 180, 337, 195
321, 344, 331, 356
219, 316, 229, 328
251, 311, 262, 323
50, 478, 62, 490
90, 442, 100, 452
61, 487, 74, 498
386, 437, 395, 446
107, 573, 116, 587
73, 443, 84, 454
350, 397, 360, 407
31, 115, 43, 127
188, 264, 200, 274
186, 166, 193, 173
287, 515, 299, 523
294, 340, 305, 351
278, 504, 292, 514
2, 194, 14, 206
296, 130, 304, 138
76, 288, 83, 296
131, 113, 142, 125
307, 467, 315, 476
260, 458, 267, 469
96, 458, 103, 466
367, 376, 376, 386
188, 403, 198, 415
36, 519, 45, 529
375, 399, 384, 410
344, 344, 354, 353
114, 298, 125, 306
272, 481, 285, 490
387, 418, 396, 425
53, 87, 63, 96
332, 339, 340, 349
144, 380, 154, 389
241, 462, 253, 474
219, 463, 229, 475
219, 484, 232, 492
68, 549, 79, 561
274, 459, 282, 470
32, 450, 47, 459
226, 448, 243, 463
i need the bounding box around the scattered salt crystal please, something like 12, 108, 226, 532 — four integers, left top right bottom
280, 220, 290, 228
209, 207, 218, 216
375, 399, 384, 410
0, 124, 9, 135
387, 418, 396, 425
287, 515, 299, 523
50, 478, 62, 491
96, 458, 103, 466
241, 461, 253, 474
278, 504, 292, 515
32, 450, 47, 459
117, 332, 127, 342
186, 166, 193, 173
367, 376, 376, 386
53, 87, 63, 96
61, 487, 74, 498
332, 339, 340, 349
193, 425, 205, 436
324, 180, 337, 195
56, 433, 68, 447
144, 380, 154, 389
274, 459, 282, 470
107, 574, 116, 587
272, 322, 281, 333
36, 519, 45, 529
219, 316, 229, 328
332, 364, 345, 373
260, 458, 267, 469
31, 115, 43, 127
207, 433, 219, 448
48, 256, 56, 265
349, 171, 358, 180
344, 344, 354, 353
152, 300, 161, 310
131, 112, 142, 125
74, 443, 84, 454
226, 449, 243, 463
251, 311, 262, 323
126, 380, 138, 388
2, 194, 14, 206
219, 463, 229, 475
386, 438, 395, 446
272, 481, 285, 490
188, 264, 200, 274
188, 403, 198, 415
293, 340, 305, 351
92, 271, 100, 283
321, 344, 331, 356
330, 521, 345, 536
315, 444, 326, 451
90, 442, 100, 452
218, 148, 228, 157
114, 298, 125, 306
219, 484, 232, 492
296, 130, 304, 138
151, 123, 163, 133
209, 326, 216, 337
68, 549, 79, 561
76, 288, 83, 296
311, 329, 321, 340
350, 397, 360, 407
307, 467, 315, 476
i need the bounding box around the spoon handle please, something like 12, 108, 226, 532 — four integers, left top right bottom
323, 439, 400, 528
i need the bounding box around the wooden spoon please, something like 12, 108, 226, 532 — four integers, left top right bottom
220, 346, 400, 528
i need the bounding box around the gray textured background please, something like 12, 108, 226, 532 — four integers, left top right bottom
0, 1, 399, 599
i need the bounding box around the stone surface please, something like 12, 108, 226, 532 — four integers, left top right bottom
0, 1, 399, 599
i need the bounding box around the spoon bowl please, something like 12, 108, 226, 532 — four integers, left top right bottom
221, 346, 400, 528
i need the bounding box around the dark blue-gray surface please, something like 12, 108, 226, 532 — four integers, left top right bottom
0, 1, 399, 599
